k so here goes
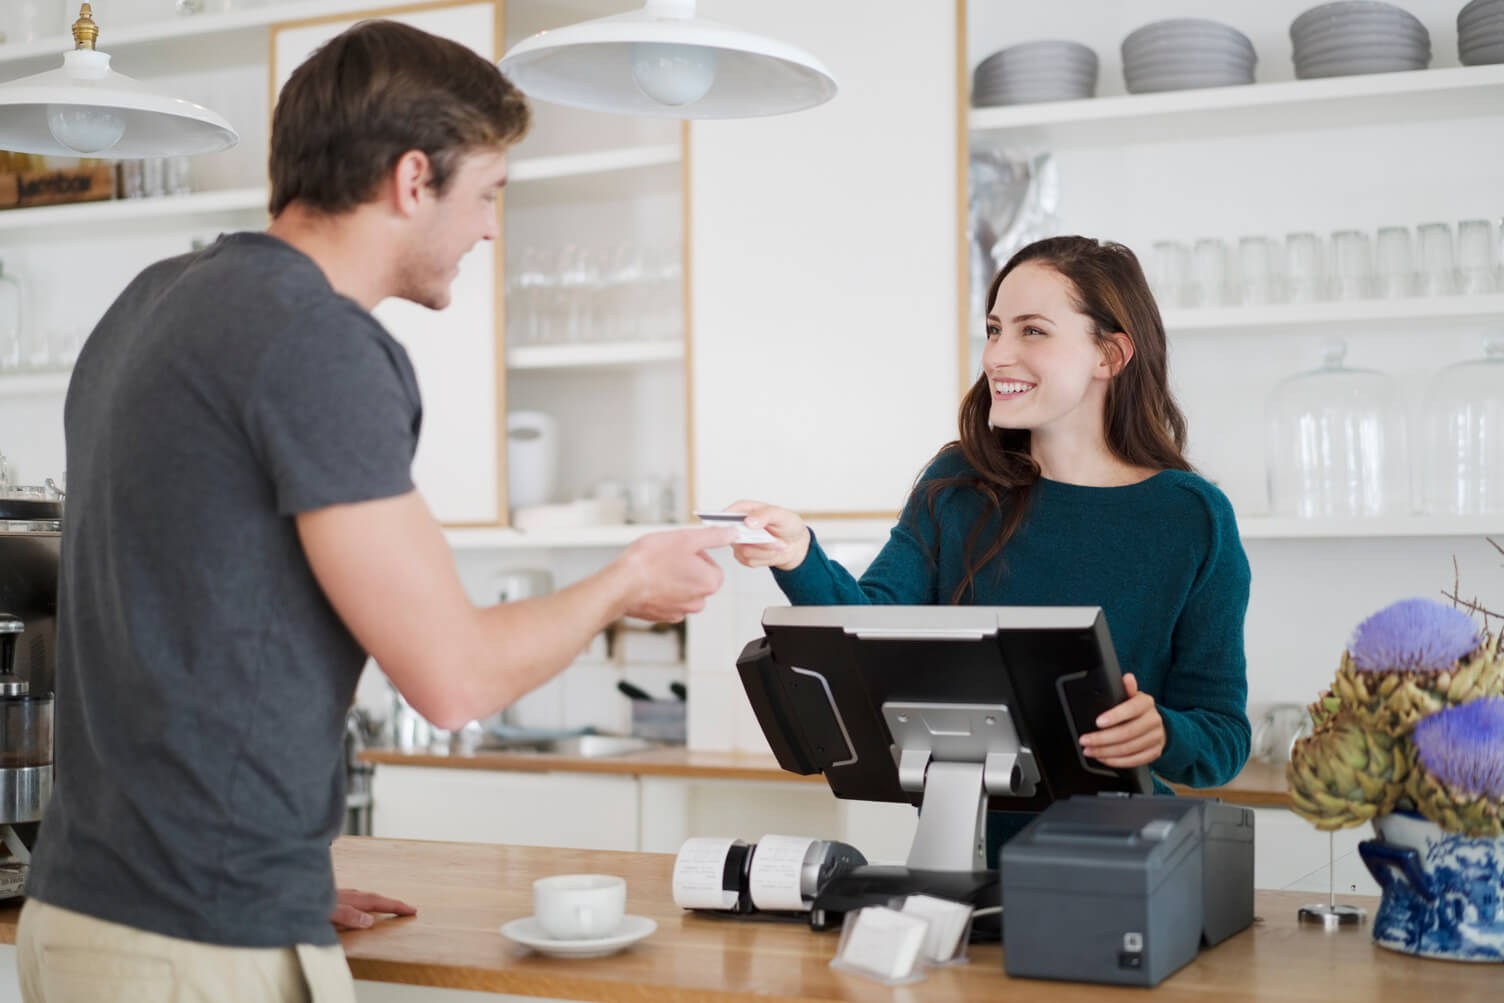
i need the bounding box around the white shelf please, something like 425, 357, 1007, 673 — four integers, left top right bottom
0, 371, 69, 396
509, 145, 680, 184
969, 294, 1504, 340
0, 141, 679, 234
0, 188, 267, 234
507, 340, 683, 370
0, 0, 399, 69
968, 64, 1504, 149
1162, 294, 1504, 333
1239, 515, 1504, 539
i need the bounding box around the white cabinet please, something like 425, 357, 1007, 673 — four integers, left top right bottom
371, 766, 639, 851
688, 0, 961, 516
1253, 807, 1378, 896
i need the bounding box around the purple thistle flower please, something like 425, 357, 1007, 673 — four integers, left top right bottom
1348, 598, 1481, 673
1413, 698, 1504, 798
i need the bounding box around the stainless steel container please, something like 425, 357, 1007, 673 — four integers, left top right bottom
0, 490, 62, 881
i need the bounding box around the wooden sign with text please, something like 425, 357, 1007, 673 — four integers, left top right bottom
0, 166, 115, 210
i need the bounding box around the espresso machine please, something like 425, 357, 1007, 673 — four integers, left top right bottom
0, 486, 61, 899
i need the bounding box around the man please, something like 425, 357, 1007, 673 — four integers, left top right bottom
16, 19, 733, 1002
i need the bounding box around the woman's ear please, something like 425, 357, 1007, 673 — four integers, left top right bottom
1098, 331, 1135, 378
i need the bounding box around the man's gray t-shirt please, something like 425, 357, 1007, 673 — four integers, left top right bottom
27, 232, 422, 947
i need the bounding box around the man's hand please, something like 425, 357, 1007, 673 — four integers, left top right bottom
1078, 673, 1165, 769
331, 888, 417, 930
617, 525, 735, 622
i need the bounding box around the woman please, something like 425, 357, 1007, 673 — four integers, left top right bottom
728, 235, 1251, 859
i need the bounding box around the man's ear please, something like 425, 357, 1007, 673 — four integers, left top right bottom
389, 150, 432, 217
1098, 331, 1135, 378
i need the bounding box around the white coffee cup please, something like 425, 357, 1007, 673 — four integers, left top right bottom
533, 874, 626, 940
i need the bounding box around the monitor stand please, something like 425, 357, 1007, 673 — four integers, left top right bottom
808, 702, 1041, 938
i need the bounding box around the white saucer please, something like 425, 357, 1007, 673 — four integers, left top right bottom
500, 915, 657, 958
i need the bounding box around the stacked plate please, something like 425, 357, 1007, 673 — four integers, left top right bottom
1459, 0, 1504, 65
1290, 1, 1431, 79
971, 40, 1098, 106
1121, 19, 1257, 94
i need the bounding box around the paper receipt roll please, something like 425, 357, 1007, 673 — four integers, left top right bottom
748, 834, 819, 911
672, 837, 744, 910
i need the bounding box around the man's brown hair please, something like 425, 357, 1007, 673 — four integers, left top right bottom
269, 19, 530, 216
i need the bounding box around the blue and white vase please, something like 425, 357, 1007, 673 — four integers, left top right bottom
1358, 811, 1504, 962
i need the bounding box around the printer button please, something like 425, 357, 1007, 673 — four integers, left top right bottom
1140, 820, 1175, 840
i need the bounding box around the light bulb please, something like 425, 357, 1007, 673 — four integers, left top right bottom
630, 42, 717, 107
46, 104, 126, 155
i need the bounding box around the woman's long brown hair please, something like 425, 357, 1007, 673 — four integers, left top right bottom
926, 236, 1192, 603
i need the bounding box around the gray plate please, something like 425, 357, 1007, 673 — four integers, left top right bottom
1294, 55, 1429, 77
1292, 20, 1428, 48
974, 68, 1097, 88
978, 40, 1098, 65
1124, 54, 1257, 73
1293, 39, 1432, 61
1123, 36, 1258, 62
1460, 42, 1504, 63
1123, 19, 1255, 54
1458, 24, 1504, 44
1291, 1, 1427, 37
975, 47, 1098, 68
1458, 0, 1504, 28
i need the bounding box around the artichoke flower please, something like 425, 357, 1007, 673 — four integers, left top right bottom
1287, 714, 1414, 830
1329, 599, 1500, 736
1407, 697, 1504, 838
1307, 689, 1342, 731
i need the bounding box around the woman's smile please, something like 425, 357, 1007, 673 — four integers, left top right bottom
992, 378, 1037, 400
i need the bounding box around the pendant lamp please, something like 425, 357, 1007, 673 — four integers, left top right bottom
0, 4, 238, 159
498, 0, 837, 119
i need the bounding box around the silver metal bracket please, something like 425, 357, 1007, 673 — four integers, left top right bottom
883, 702, 1040, 872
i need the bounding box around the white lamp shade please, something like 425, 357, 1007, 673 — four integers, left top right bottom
0, 51, 238, 159
498, 5, 837, 119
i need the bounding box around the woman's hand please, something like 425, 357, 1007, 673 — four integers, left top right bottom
1079, 674, 1165, 769
331, 888, 417, 930
721, 500, 811, 572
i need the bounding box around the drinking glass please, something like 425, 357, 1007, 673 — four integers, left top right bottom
1191, 238, 1231, 308
117, 161, 146, 200
1285, 232, 1326, 303
1148, 240, 1191, 310
1456, 220, 1497, 295
1374, 227, 1414, 298
606, 245, 644, 342
1328, 230, 1373, 301
1237, 236, 1282, 305
1416, 223, 1458, 297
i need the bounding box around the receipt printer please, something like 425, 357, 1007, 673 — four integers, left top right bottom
1000, 795, 1254, 987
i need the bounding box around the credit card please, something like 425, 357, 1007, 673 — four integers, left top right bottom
693, 511, 777, 544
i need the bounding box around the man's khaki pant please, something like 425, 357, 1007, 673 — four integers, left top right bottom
16, 899, 357, 1003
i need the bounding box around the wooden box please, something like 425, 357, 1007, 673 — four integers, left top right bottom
0, 166, 115, 210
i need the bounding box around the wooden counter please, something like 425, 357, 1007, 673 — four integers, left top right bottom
361, 745, 1294, 808
326, 837, 1488, 1001
0, 837, 1496, 1000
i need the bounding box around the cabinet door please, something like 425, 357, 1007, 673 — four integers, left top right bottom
689, 0, 961, 516
1252, 807, 1379, 896
371, 766, 640, 850
271, 2, 505, 525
